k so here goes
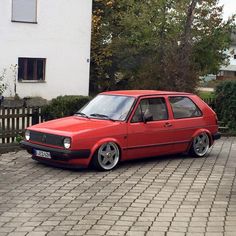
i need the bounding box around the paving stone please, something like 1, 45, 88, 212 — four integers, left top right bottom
150, 226, 168, 231
27, 232, 49, 236
134, 221, 152, 227
47, 232, 67, 236
7, 233, 27, 236
186, 233, 204, 236
115, 221, 133, 226
85, 229, 107, 235
126, 231, 146, 236
188, 227, 206, 233
146, 232, 165, 236
41, 221, 60, 226
33, 226, 54, 232
166, 233, 185, 236
207, 226, 224, 232
22, 222, 41, 227
205, 233, 224, 236
0, 228, 14, 233
105, 231, 127, 236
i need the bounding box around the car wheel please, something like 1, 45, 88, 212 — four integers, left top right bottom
190, 132, 210, 157
92, 142, 120, 171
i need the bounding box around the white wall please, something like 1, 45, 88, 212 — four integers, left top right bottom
0, 0, 92, 99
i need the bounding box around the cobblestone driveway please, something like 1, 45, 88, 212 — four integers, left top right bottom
0, 137, 236, 236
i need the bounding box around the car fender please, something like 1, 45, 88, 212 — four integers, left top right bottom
187, 128, 213, 152
89, 137, 123, 161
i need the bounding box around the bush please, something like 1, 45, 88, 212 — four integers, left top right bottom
42, 95, 92, 121
215, 80, 236, 134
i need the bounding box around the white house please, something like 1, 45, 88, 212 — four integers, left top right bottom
218, 29, 236, 80
0, 0, 92, 100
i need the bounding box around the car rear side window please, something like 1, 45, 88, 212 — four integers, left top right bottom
131, 97, 168, 123
169, 96, 202, 119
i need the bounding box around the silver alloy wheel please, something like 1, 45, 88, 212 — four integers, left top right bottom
193, 133, 209, 157
97, 142, 120, 170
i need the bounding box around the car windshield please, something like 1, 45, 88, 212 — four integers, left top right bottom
77, 94, 135, 121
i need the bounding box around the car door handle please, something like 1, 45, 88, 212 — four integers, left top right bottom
164, 122, 172, 127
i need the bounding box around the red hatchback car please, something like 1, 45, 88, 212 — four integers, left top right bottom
21, 90, 221, 171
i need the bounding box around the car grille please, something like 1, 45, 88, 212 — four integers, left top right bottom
30, 131, 65, 147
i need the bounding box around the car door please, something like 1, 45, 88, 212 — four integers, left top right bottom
167, 96, 205, 153
126, 96, 176, 160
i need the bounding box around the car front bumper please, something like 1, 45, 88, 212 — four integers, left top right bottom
20, 141, 91, 168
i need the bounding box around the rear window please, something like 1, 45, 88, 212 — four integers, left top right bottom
169, 96, 202, 119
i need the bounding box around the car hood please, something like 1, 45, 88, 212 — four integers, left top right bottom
29, 116, 121, 135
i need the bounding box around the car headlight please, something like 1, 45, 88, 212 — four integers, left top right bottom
25, 130, 30, 141
63, 137, 71, 149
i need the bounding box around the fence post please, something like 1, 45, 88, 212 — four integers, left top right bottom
32, 107, 39, 125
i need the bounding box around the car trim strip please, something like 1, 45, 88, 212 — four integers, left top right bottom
123, 140, 190, 150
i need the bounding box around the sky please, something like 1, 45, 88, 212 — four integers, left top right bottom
218, 0, 236, 20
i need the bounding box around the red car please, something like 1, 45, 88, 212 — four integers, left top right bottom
21, 90, 221, 171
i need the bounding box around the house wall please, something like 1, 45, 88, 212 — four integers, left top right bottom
0, 0, 92, 100
228, 45, 236, 66
218, 45, 236, 80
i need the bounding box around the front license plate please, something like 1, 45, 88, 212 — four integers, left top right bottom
35, 150, 51, 159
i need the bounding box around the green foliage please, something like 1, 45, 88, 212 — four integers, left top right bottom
15, 134, 24, 144
0, 69, 8, 95
91, 0, 235, 93
215, 81, 236, 133
42, 96, 92, 121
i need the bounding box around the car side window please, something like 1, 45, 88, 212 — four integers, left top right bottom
131, 97, 168, 123
169, 96, 202, 119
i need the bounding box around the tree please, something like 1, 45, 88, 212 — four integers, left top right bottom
90, 0, 235, 93
90, 0, 119, 93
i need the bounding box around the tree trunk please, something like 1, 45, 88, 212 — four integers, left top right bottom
176, 0, 199, 92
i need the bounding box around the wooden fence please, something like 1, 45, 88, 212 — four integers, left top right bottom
0, 107, 43, 144
202, 98, 216, 110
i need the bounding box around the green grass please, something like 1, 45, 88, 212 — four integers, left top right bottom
198, 91, 215, 100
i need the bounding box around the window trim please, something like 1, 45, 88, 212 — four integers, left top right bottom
18, 57, 46, 82
11, 0, 38, 24
168, 96, 203, 120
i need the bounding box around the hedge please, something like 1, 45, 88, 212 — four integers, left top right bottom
215, 80, 236, 134
42, 95, 92, 121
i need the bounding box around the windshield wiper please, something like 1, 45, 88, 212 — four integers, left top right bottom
75, 112, 90, 119
90, 113, 115, 122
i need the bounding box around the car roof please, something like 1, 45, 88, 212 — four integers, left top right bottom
101, 90, 191, 98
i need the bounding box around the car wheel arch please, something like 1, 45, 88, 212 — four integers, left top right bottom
187, 129, 213, 153
89, 138, 123, 163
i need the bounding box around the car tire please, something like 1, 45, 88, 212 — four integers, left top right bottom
190, 132, 210, 157
92, 142, 120, 171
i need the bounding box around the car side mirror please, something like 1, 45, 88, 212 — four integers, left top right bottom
143, 113, 153, 123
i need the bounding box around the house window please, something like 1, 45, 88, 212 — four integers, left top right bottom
12, 0, 37, 23
234, 55, 236, 60
18, 58, 46, 81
